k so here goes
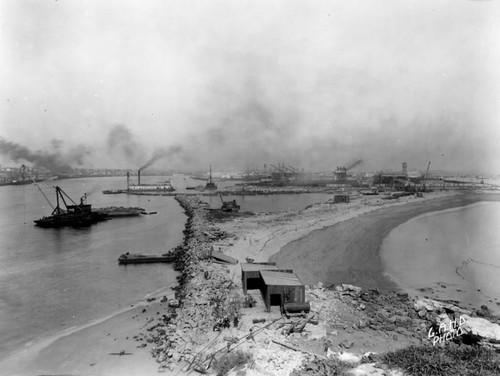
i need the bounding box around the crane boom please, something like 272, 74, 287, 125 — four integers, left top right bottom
346, 159, 363, 171
32, 179, 55, 210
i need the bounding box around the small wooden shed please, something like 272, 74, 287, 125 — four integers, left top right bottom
259, 270, 305, 312
333, 194, 350, 203
241, 263, 278, 294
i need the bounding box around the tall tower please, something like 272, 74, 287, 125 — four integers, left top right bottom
402, 162, 408, 176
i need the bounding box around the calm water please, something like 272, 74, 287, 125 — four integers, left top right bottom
0, 176, 186, 358
0, 175, 331, 357
381, 202, 500, 313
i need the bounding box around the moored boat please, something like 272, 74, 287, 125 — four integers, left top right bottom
118, 251, 176, 264
94, 206, 145, 217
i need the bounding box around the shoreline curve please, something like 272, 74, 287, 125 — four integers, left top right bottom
270, 192, 500, 290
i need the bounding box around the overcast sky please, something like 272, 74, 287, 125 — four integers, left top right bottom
1, 0, 499, 173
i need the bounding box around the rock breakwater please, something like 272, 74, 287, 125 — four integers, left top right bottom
146, 195, 246, 372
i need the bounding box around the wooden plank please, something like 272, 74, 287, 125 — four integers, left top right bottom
271, 340, 327, 360
211, 251, 238, 264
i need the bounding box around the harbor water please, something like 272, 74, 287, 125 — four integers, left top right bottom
0, 175, 331, 358
381, 201, 500, 314
0, 177, 186, 358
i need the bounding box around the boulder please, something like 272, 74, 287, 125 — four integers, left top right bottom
342, 284, 362, 294
414, 298, 436, 312
462, 315, 500, 343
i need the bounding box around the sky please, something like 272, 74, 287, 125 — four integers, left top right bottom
0, 0, 499, 173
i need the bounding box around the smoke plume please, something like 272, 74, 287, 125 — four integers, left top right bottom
106, 124, 146, 165
139, 145, 184, 171
0, 137, 86, 171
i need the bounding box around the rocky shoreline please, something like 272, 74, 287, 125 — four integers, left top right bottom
142, 193, 500, 376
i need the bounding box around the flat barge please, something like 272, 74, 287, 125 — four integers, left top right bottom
118, 251, 176, 264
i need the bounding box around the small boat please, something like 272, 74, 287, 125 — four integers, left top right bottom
118, 251, 176, 264
219, 194, 240, 212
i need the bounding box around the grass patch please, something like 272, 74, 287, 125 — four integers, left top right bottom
382, 344, 500, 376
212, 350, 254, 376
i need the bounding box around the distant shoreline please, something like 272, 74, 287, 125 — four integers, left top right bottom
270, 192, 500, 291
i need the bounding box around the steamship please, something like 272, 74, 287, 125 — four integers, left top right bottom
103, 170, 175, 194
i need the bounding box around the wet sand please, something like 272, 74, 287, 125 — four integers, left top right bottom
270, 192, 500, 290
0, 289, 175, 376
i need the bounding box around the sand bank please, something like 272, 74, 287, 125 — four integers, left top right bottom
0, 287, 175, 376
270, 192, 500, 290
217, 191, 500, 291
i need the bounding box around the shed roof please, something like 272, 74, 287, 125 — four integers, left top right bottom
260, 270, 304, 287
241, 263, 279, 273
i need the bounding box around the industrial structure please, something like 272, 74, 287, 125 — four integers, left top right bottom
334, 159, 364, 186
240, 263, 306, 312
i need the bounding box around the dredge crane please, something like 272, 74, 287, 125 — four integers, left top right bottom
420, 161, 431, 192
219, 193, 240, 212
335, 159, 363, 186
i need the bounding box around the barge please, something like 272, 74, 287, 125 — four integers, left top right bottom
118, 251, 176, 264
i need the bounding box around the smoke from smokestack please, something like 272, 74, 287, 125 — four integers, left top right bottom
139, 145, 184, 171
107, 124, 146, 166
0, 137, 90, 171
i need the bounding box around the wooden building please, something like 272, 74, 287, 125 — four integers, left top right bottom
333, 194, 350, 203
259, 270, 305, 312
241, 263, 278, 294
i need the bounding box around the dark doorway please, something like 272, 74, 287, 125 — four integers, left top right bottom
270, 293, 282, 308
246, 277, 261, 291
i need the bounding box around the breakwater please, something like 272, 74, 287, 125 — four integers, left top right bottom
145, 195, 242, 372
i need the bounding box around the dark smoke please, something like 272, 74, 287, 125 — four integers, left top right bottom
0, 137, 93, 171
139, 145, 184, 171
106, 124, 145, 164
0, 137, 71, 171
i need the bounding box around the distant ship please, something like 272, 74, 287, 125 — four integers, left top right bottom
128, 181, 175, 192
34, 187, 108, 228
103, 171, 176, 194
204, 165, 217, 191
127, 170, 176, 192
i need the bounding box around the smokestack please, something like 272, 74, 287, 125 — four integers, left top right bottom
127, 171, 130, 190
138, 170, 141, 186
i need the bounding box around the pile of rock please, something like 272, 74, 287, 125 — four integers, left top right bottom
146, 195, 246, 372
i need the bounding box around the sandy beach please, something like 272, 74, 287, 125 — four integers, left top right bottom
2, 189, 500, 375
0, 288, 176, 376
269, 192, 500, 289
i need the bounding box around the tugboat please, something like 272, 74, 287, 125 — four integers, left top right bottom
34, 186, 108, 228
204, 165, 217, 191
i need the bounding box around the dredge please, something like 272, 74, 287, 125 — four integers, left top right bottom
219, 193, 240, 212
34, 186, 108, 228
